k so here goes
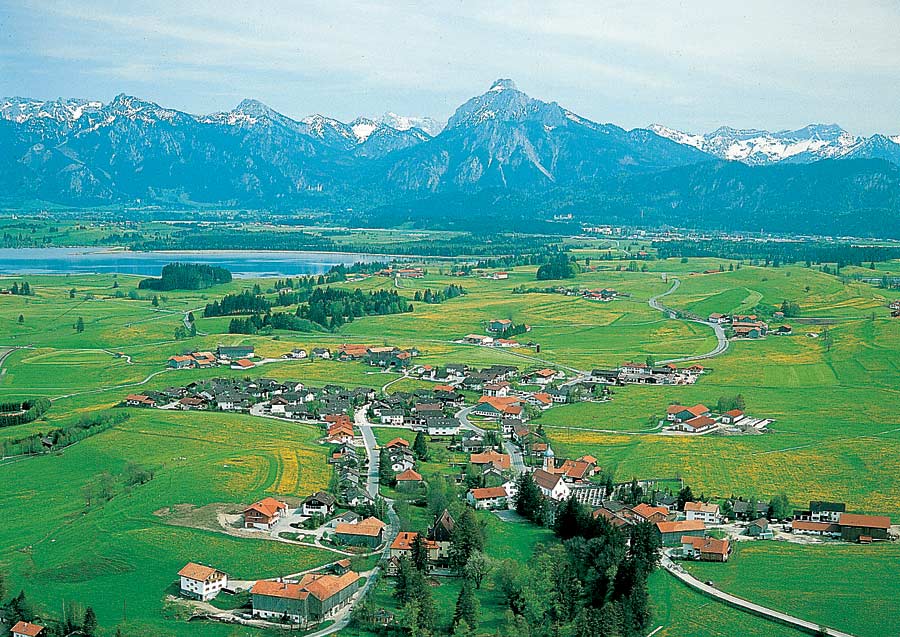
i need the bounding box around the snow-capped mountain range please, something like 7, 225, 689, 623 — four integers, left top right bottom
1, 95, 437, 151
649, 123, 900, 165
2, 79, 900, 238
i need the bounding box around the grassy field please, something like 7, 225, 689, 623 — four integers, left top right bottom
0, 410, 335, 636
682, 542, 900, 637
0, 255, 897, 635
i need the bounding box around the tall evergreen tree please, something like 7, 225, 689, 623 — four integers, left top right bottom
514, 471, 544, 523
411, 533, 430, 572
413, 431, 429, 461
82, 606, 98, 637
449, 508, 484, 572
452, 581, 479, 631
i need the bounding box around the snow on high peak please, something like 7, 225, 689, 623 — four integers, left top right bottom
350, 117, 378, 143
648, 124, 706, 150
0, 97, 103, 124
378, 112, 443, 136
489, 78, 518, 92
106, 93, 182, 123
649, 122, 866, 164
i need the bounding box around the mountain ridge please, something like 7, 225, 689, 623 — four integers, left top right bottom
2, 80, 900, 237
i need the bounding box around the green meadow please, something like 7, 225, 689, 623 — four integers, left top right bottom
683, 542, 900, 637
0, 252, 898, 635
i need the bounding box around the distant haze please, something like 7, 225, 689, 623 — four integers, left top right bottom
2, 1, 899, 135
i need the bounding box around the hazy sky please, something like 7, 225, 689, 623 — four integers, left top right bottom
2, 1, 899, 134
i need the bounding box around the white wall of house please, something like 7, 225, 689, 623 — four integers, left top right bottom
181, 574, 227, 601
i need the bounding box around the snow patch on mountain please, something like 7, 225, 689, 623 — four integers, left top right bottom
0, 97, 103, 124
350, 117, 378, 143
649, 122, 864, 164
378, 112, 443, 136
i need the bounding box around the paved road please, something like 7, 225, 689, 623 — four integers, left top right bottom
661, 554, 855, 637
353, 405, 400, 540
649, 278, 729, 365
455, 405, 526, 474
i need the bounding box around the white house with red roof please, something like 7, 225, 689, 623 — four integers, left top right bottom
178, 562, 228, 600
12, 622, 45, 637
684, 501, 722, 524
466, 486, 509, 510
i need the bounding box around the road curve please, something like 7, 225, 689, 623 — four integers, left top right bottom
455, 405, 526, 473
661, 554, 855, 637
649, 278, 729, 365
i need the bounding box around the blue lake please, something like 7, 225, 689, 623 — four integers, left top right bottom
0, 248, 381, 277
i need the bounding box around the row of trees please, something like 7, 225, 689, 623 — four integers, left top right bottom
654, 239, 900, 267
297, 287, 413, 330
83, 460, 155, 507
715, 394, 746, 414
0, 397, 51, 428
779, 299, 802, 317
203, 290, 272, 317
412, 285, 466, 304
228, 312, 322, 335
7, 281, 34, 295
229, 288, 416, 332
497, 322, 529, 339
0, 410, 128, 458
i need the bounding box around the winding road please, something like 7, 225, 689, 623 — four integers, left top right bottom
649, 278, 729, 365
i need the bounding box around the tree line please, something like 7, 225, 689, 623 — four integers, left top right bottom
227, 312, 323, 335
0, 397, 51, 428
203, 289, 272, 317
654, 239, 900, 267
6, 281, 34, 295
0, 410, 129, 458
412, 285, 466, 304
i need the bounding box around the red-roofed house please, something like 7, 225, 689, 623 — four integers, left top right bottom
684, 501, 722, 524
720, 409, 744, 424
395, 468, 424, 492
466, 486, 508, 510
178, 562, 228, 600
655, 519, 706, 546
676, 415, 717, 433
630, 503, 671, 523
791, 520, 840, 537
244, 497, 289, 529
838, 513, 892, 541
667, 404, 711, 423
469, 450, 511, 471
12, 622, 44, 637
681, 536, 730, 562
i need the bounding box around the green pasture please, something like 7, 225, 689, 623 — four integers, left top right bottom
0, 410, 334, 636
683, 542, 900, 637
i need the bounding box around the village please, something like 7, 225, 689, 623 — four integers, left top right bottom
119, 339, 898, 634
